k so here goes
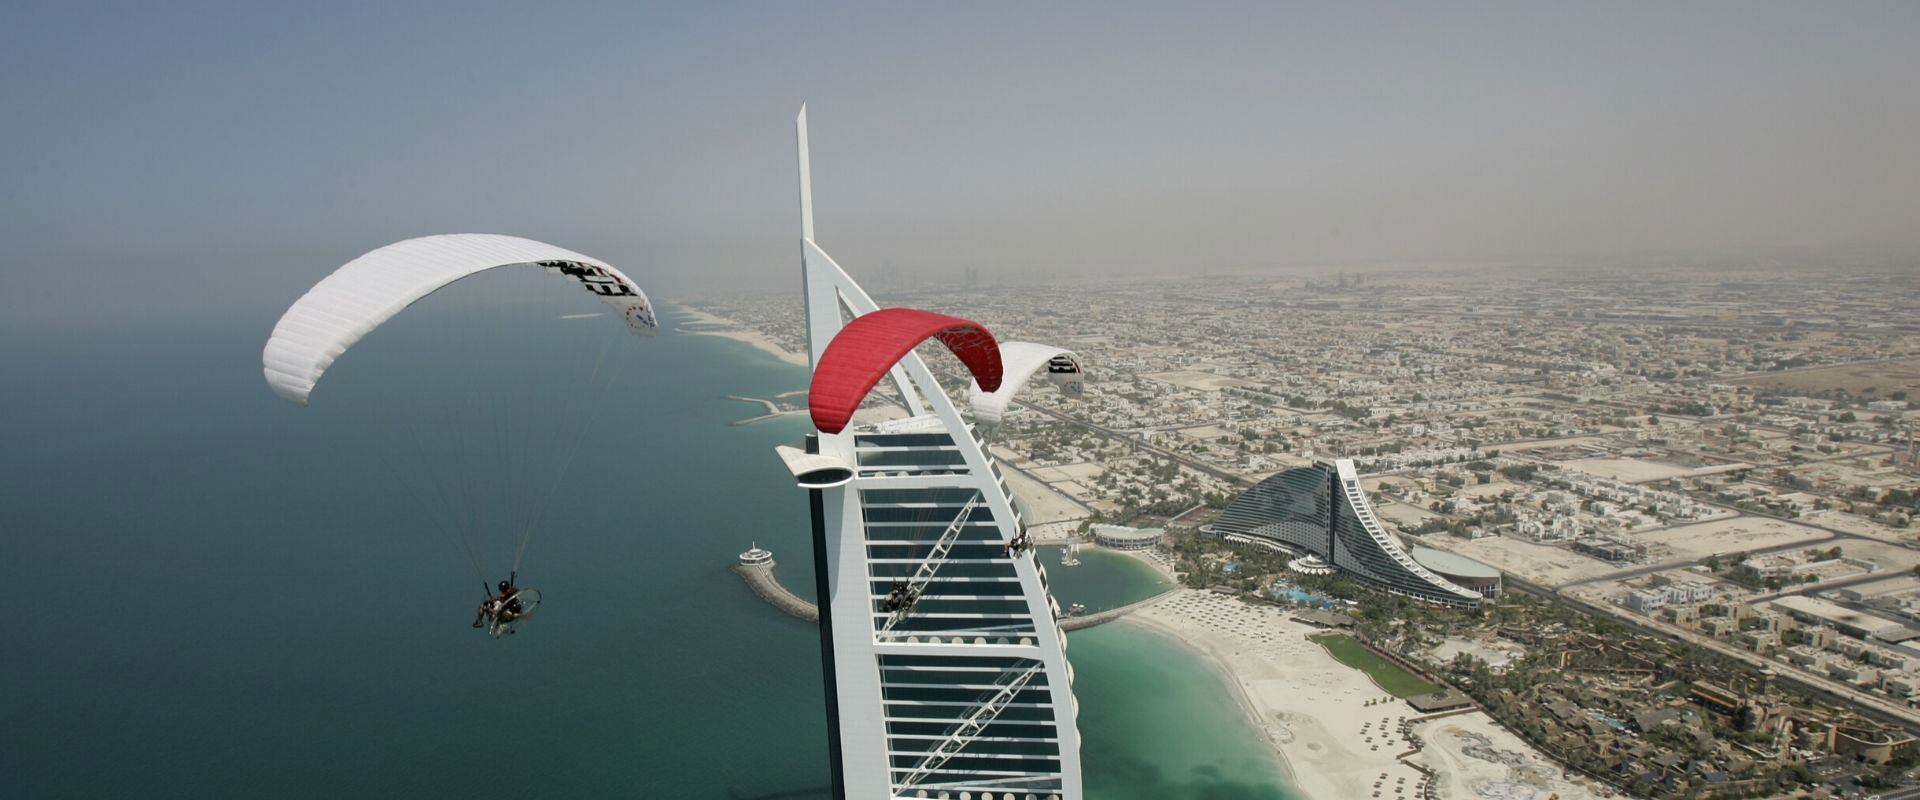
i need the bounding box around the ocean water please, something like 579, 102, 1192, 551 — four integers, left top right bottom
0, 294, 1291, 799
1039, 545, 1173, 613
1043, 552, 1291, 798
1074, 623, 1295, 800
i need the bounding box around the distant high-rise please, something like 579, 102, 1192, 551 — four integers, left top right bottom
776, 107, 1082, 800
1211, 459, 1485, 607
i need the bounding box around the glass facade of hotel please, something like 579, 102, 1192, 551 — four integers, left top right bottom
828, 427, 1075, 798
1213, 459, 1484, 608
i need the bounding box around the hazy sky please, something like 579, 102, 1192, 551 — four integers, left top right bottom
3, 1, 1917, 322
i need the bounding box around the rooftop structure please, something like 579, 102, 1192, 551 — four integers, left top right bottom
1771, 595, 1909, 641
1090, 524, 1163, 551
1211, 459, 1485, 608
1288, 554, 1334, 576
739, 544, 774, 567
1409, 547, 1503, 599
1573, 537, 1642, 564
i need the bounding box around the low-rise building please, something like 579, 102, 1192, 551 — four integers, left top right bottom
1090, 524, 1164, 551
1626, 589, 1669, 614
1773, 595, 1908, 640
1576, 536, 1641, 563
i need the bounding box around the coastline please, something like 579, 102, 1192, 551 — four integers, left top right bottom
1121, 613, 1301, 786
1131, 590, 1425, 800
675, 306, 809, 367
1130, 590, 1605, 800
1121, 606, 1297, 786
1110, 545, 1179, 582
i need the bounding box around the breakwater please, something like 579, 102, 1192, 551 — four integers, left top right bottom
726, 395, 805, 426
1060, 593, 1170, 631
731, 561, 818, 623
730, 560, 1169, 631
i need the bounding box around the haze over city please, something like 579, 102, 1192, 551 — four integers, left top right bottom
5, 1, 1919, 324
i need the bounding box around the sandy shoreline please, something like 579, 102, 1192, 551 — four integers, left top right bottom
1121, 612, 1303, 785
1110, 545, 1179, 582
675, 306, 809, 367
1131, 590, 1605, 800
1134, 590, 1428, 799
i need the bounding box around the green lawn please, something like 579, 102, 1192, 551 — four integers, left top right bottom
1308, 633, 1442, 698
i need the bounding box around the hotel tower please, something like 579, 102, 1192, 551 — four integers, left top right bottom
1212, 458, 1485, 608
774, 107, 1083, 800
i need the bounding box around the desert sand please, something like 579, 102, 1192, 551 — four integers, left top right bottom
1412, 714, 1607, 800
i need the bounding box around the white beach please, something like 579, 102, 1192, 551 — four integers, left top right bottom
1132, 590, 1605, 800
676, 306, 809, 367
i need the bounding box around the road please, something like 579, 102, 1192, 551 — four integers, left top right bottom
1555, 531, 1851, 590
1872, 784, 1920, 800
1676, 354, 1920, 385
1745, 569, 1914, 604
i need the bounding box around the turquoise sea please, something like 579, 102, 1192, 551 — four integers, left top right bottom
0, 291, 1291, 799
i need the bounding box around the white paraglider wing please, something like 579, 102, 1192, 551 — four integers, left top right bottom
261, 234, 656, 404
968, 341, 1083, 424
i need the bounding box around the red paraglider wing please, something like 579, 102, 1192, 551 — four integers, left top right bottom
809, 308, 1003, 434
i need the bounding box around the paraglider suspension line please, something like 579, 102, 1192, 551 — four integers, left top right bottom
512, 336, 616, 573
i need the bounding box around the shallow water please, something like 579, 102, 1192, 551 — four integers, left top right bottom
1041, 544, 1174, 613
1074, 622, 1297, 800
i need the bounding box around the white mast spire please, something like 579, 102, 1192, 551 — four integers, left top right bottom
797, 104, 815, 242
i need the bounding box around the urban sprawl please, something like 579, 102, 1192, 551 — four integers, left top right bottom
696, 262, 1920, 800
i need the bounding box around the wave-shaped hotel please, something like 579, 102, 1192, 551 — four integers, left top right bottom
1211, 458, 1493, 608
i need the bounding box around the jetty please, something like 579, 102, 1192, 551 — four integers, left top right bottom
727, 395, 806, 426
732, 556, 819, 623
729, 395, 781, 414
1058, 593, 1169, 631
730, 548, 1167, 631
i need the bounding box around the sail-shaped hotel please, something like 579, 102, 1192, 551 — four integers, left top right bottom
774, 108, 1083, 800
